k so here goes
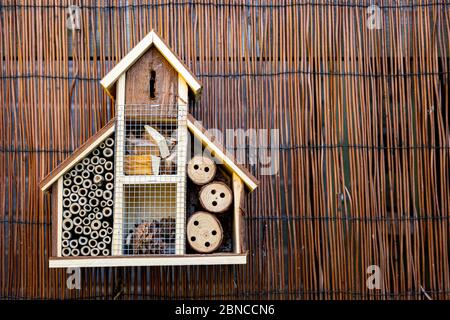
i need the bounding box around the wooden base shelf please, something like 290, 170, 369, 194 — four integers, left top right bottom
48, 252, 247, 268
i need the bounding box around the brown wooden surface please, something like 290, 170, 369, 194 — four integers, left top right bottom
1, 0, 450, 300
51, 184, 59, 257
125, 47, 178, 106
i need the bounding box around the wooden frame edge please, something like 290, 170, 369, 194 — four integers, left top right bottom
49, 253, 247, 268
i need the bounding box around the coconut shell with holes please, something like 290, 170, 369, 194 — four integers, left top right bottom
187, 212, 223, 253
199, 181, 233, 213
187, 155, 217, 185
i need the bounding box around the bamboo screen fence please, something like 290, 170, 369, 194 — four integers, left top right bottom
1, 0, 450, 300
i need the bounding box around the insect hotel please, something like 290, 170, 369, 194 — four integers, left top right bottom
40, 31, 258, 268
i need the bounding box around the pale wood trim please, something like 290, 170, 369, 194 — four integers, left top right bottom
57, 177, 63, 257
232, 173, 244, 254
175, 75, 188, 254
112, 73, 127, 256
40, 122, 115, 191
116, 175, 183, 184
100, 30, 202, 97
186, 115, 258, 191
49, 253, 247, 268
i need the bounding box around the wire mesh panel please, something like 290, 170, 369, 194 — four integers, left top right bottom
120, 184, 181, 255
112, 103, 188, 255
122, 104, 181, 176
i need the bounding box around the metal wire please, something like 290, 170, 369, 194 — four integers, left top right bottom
113, 104, 187, 255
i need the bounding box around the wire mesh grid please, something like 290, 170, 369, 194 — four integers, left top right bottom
113, 104, 187, 255
123, 104, 182, 176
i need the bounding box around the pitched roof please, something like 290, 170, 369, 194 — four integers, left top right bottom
186, 114, 259, 192
100, 30, 202, 97
40, 119, 116, 191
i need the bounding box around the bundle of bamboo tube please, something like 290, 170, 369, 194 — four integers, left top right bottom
61, 137, 115, 257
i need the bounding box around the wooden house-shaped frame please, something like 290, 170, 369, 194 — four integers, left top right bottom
40, 31, 258, 268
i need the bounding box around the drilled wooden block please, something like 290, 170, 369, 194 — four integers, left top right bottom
187, 212, 223, 253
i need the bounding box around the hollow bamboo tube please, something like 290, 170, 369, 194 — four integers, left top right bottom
93, 149, 100, 156
91, 183, 98, 191
70, 185, 79, 193
103, 207, 112, 218
103, 236, 111, 244
88, 213, 95, 220
82, 158, 90, 166
74, 226, 83, 235
93, 175, 104, 185
93, 207, 99, 213
79, 210, 86, 217
98, 241, 106, 250
69, 193, 79, 202
73, 216, 82, 226
105, 161, 113, 171
106, 200, 113, 207
86, 164, 95, 172
70, 169, 77, 177
107, 227, 113, 235
95, 165, 104, 175
91, 155, 100, 165
95, 212, 103, 220
100, 200, 107, 207
62, 231, 71, 240
82, 179, 92, 189
64, 173, 71, 180
103, 191, 112, 200
61, 239, 69, 248
89, 198, 99, 207
63, 179, 71, 187
91, 231, 99, 240
69, 239, 78, 249
63, 210, 71, 219
62, 248, 72, 257
63, 199, 71, 208
79, 237, 88, 246
99, 158, 106, 165
95, 189, 103, 198
70, 203, 81, 214
71, 249, 80, 257
102, 249, 110, 256
79, 197, 87, 206
80, 246, 91, 256
78, 188, 88, 197
83, 226, 92, 235
91, 248, 100, 256
103, 147, 113, 158
75, 163, 84, 172
62, 219, 73, 231
91, 220, 102, 231
81, 170, 90, 179
105, 182, 114, 191
99, 142, 106, 149
84, 204, 92, 212
63, 188, 71, 197
82, 217, 91, 226
99, 229, 108, 238
105, 138, 114, 147
73, 176, 83, 186
88, 239, 98, 248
